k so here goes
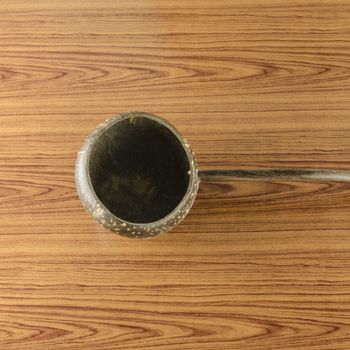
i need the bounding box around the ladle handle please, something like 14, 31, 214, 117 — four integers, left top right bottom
198, 169, 350, 182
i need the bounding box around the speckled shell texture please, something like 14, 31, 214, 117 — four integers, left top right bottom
75, 112, 200, 239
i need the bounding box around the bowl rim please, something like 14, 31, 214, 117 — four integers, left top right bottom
75, 111, 199, 238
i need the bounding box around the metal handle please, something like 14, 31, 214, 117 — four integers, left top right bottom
199, 169, 350, 182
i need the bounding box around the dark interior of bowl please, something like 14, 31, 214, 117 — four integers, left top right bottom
88, 116, 191, 223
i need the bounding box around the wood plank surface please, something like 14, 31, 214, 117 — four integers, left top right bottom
1, 0, 350, 349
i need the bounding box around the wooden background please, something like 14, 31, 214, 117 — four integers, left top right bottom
1, 1, 350, 349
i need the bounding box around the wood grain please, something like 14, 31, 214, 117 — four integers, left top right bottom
1, 0, 350, 349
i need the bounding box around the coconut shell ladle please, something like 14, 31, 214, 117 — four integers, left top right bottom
75, 111, 350, 239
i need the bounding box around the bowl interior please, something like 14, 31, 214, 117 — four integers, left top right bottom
88, 115, 191, 223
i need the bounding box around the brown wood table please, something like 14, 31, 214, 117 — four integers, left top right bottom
1, 1, 350, 349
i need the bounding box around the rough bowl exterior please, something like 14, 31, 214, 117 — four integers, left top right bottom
75, 112, 200, 239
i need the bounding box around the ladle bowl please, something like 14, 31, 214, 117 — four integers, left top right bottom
75, 112, 199, 239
